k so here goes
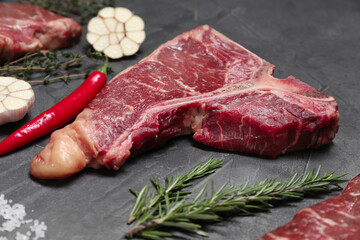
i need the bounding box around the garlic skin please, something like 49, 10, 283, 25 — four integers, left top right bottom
0, 77, 35, 126
86, 7, 146, 59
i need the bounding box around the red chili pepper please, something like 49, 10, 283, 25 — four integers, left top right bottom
0, 59, 109, 156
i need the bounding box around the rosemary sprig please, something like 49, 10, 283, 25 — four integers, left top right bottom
0, 49, 110, 84
128, 158, 223, 224
126, 161, 348, 239
18, 0, 116, 24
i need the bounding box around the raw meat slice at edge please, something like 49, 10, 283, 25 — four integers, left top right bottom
258, 174, 360, 240
0, 3, 82, 62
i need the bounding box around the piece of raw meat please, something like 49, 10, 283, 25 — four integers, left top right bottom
0, 3, 81, 62
259, 174, 360, 240
30, 25, 339, 179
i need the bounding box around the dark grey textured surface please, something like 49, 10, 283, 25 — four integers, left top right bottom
1, 0, 359, 239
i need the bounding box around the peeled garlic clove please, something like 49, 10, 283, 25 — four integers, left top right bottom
126, 31, 146, 44
93, 35, 110, 52
0, 77, 35, 126
125, 16, 144, 31
98, 7, 115, 18
115, 7, 133, 23
86, 7, 146, 59
86, 32, 99, 45
88, 17, 109, 35
120, 37, 139, 56
104, 45, 123, 59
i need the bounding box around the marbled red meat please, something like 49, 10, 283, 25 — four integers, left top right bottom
0, 3, 81, 62
259, 174, 360, 240
30, 25, 339, 179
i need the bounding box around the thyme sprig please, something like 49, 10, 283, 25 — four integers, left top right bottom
18, 0, 116, 24
126, 160, 348, 239
0, 49, 110, 84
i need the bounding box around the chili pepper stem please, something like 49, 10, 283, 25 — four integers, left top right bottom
98, 57, 109, 75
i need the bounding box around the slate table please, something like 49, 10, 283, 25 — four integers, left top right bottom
1, 0, 359, 239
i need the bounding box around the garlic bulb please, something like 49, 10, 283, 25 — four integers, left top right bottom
0, 77, 35, 126
86, 7, 146, 59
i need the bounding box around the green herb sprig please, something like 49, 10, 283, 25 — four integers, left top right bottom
126, 159, 348, 239
128, 158, 224, 224
0, 49, 111, 84
18, 0, 116, 24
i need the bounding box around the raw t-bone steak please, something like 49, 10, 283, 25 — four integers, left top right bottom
0, 3, 81, 62
259, 174, 360, 240
30, 25, 339, 179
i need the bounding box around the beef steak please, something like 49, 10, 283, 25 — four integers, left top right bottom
30, 25, 339, 179
0, 3, 81, 62
259, 174, 360, 240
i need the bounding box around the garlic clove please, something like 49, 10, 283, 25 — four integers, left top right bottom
86, 32, 99, 45
126, 31, 146, 44
115, 7, 133, 23
104, 45, 123, 59
88, 17, 109, 35
0, 77, 16, 86
125, 16, 144, 31
120, 37, 140, 56
8, 80, 32, 92
93, 35, 110, 52
98, 7, 115, 18
10, 90, 34, 100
